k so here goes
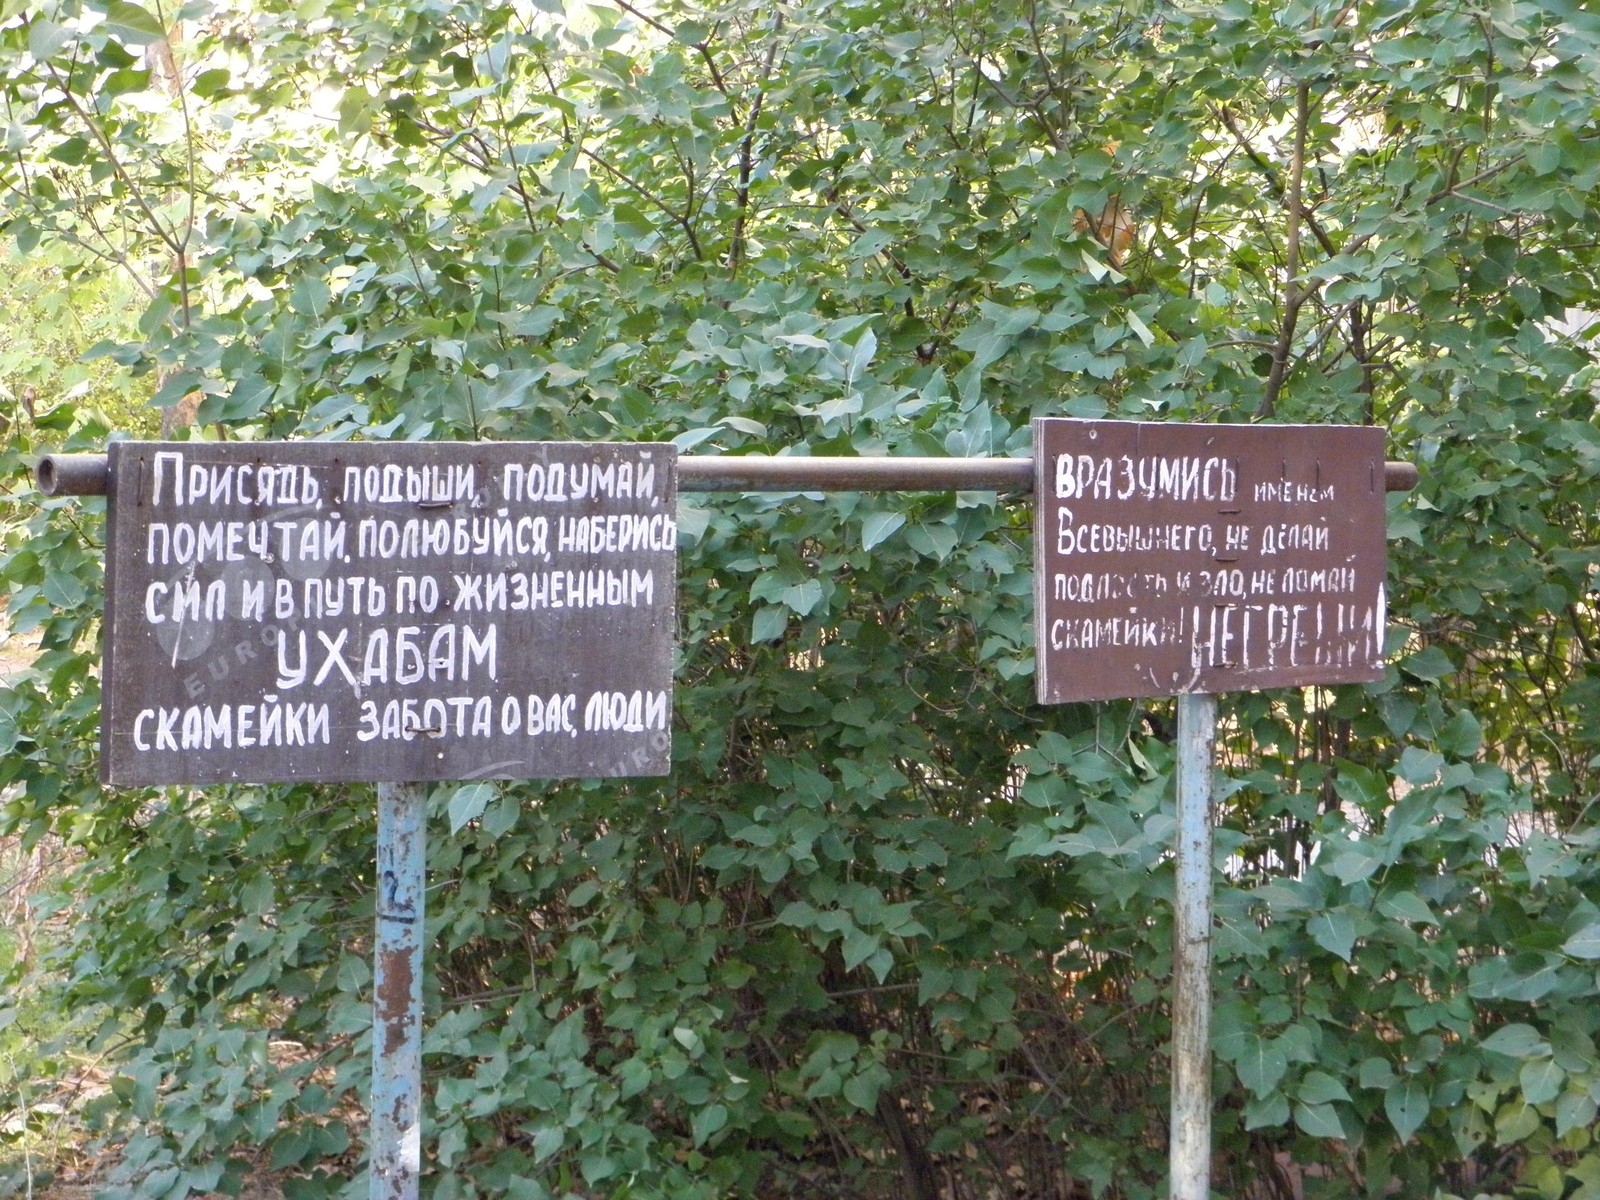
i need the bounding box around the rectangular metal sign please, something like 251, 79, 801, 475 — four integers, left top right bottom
1034, 419, 1387, 703
102, 441, 677, 785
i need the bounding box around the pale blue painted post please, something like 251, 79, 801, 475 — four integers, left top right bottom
1170, 692, 1217, 1200
371, 781, 426, 1200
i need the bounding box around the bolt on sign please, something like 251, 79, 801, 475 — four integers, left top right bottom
1033, 419, 1388, 704
102, 442, 677, 785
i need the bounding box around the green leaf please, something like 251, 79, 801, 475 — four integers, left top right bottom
1308, 910, 1357, 962
447, 782, 495, 833
1243, 1091, 1289, 1130
102, 1, 166, 44
42, 569, 87, 609
775, 333, 829, 351
221, 371, 273, 421
191, 67, 230, 98
1233, 1035, 1288, 1098
1520, 1058, 1565, 1106
1358, 1057, 1396, 1090
1377, 890, 1437, 926
1399, 646, 1454, 682
1556, 1090, 1597, 1136
151, 369, 207, 409
847, 328, 877, 382
690, 1102, 727, 1146
751, 605, 787, 643
336, 954, 370, 993
1395, 746, 1443, 784
1294, 1101, 1344, 1139
269, 1126, 313, 1170
777, 900, 816, 927
1324, 844, 1384, 885
1384, 1079, 1429, 1143
289, 275, 330, 317
1468, 955, 1564, 1002
842, 1071, 883, 1112
530, 1124, 563, 1161
781, 579, 825, 616
482, 794, 521, 839
1480, 1024, 1550, 1059
27, 18, 71, 60
1436, 709, 1482, 757
239, 873, 274, 915
861, 510, 906, 551
841, 927, 879, 972
673, 19, 710, 45
675, 501, 711, 544
48, 135, 92, 165
1495, 1100, 1540, 1144
1562, 922, 1600, 960
1297, 1070, 1352, 1105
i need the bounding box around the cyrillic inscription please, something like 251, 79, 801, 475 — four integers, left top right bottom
103, 442, 677, 784
1034, 419, 1388, 703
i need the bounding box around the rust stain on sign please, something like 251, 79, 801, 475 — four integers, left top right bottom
1034, 419, 1389, 704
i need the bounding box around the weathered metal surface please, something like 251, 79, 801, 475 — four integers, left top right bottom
35, 453, 110, 497
676, 454, 1035, 492
1034, 419, 1390, 704
101, 441, 677, 785
371, 781, 425, 1200
1170, 692, 1217, 1200
38, 451, 1420, 497
1383, 460, 1418, 493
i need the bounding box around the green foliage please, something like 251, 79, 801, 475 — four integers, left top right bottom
3, 0, 1600, 1196
0, 244, 159, 456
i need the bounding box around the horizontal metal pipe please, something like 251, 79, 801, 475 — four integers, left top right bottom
36, 453, 111, 497
35, 451, 1421, 497
1384, 460, 1419, 493
677, 454, 1035, 492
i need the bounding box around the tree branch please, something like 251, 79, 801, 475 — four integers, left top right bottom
611, 0, 737, 119
1214, 101, 1337, 260
41, 61, 182, 261
1258, 83, 1312, 420
728, 17, 785, 275
582, 146, 704, 260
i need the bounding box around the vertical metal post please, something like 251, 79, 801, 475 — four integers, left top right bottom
1170, 692, 1217, 1200
372, 781, 426, 1200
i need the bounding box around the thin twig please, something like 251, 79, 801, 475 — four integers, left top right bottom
1213, 101, 1337, 259
581, 146, 704, 260
1258, 82, 1312, 420
728, 17, 785, 274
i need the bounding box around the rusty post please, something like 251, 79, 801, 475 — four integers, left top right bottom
372, 781, 426, 1199
1170, 692, 1217, 1200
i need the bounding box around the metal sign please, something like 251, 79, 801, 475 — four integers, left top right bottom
1033, 419, 1387, 704
102, 441, 677, 785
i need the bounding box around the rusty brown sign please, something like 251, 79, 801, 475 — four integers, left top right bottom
102, 441, 677, 785
1033, 419, 1388, 703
